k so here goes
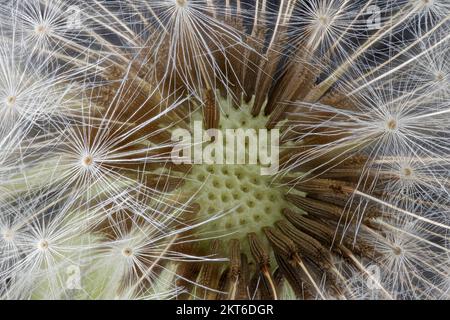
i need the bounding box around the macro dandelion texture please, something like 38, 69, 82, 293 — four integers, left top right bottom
0, 0, 449, 301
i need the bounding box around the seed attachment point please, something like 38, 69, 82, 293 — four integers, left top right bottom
176, 0, 187, 7
5, 96, 16, 107
386, 118, 398, 131
34, 24, 48, 35
401, 167, 413, 177
2, 229, 15, 242
122, 247, 133, 257
81, 154, 94, 167
38, 239, 49, 251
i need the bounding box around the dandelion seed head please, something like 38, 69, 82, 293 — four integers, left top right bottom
1, 0, 449, 301
174, 100, 293, 253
